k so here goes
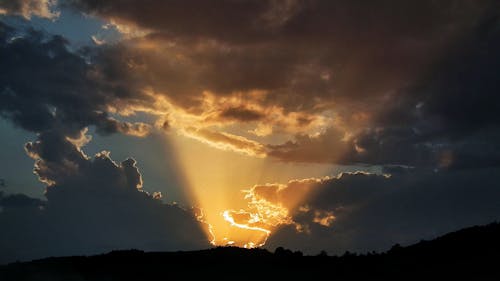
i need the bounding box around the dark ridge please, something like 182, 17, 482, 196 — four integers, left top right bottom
1, 222, 499, 280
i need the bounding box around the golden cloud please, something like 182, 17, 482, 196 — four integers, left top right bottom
182, 127, 267, 158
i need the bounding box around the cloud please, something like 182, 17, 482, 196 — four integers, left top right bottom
64, 0, 494, 105
240, 169, 500, 255
66, 1, 490, 47
58, 0, 500, 169
219, 177, 325, 246
267, 126, 436, 166
91, 35, 105, 45
218, 167, 500, 254
263, 8, 500, 168
216, 106, 265, 123
1, 20, 328, 163
182, 127, 267, 157
267, 127, 355, 164
0, 21, 153, 139
0, 129, 209, 264
0, 0, 59, 19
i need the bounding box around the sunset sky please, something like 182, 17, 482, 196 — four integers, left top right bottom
1, 0, 500, 263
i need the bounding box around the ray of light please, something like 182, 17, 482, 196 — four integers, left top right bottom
165, 132, 345, 247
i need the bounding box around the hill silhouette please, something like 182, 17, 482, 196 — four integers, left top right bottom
1, 222, 499, 280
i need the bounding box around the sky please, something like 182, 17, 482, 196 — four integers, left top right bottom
0, 0, 500, 263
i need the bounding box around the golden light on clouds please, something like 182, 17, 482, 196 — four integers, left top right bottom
110, 90, 347, 246
166, 133, 339, 247
182, 127, 267, 158
109, 90, 336, 158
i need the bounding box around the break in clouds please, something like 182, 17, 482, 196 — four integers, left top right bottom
1, 0, 500, 261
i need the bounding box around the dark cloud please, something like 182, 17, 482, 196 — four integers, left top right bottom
352, 12, 500, 169
266, 126, 431, 166
389, 15, 500, 136
64, 0, 495, 111
0, 130, 209, 264
66, 0, 489, 46
59, 0, 500, 170
216, 106, 265, 122
268, 11, 500, 168
0, 191, 43, 209
267, 127, 355, 164
0, 21, 152, 138
263, 168, 500, 255
65, 0, 275, 43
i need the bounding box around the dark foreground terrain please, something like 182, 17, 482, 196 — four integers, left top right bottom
1, 223, 500, 280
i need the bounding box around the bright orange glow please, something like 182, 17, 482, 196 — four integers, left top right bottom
166, 133, 338, 247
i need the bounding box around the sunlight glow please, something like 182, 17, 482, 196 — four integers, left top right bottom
166, 133, 339, 247
222, 210, 270, 234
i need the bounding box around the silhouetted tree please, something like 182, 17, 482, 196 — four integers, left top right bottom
317, 250, 328, 257
388, 243, 403, 254
341, 251, 359, 259
274, 247, 293, 256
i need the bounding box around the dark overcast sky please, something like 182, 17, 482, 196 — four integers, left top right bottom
1, 0, 500, 263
